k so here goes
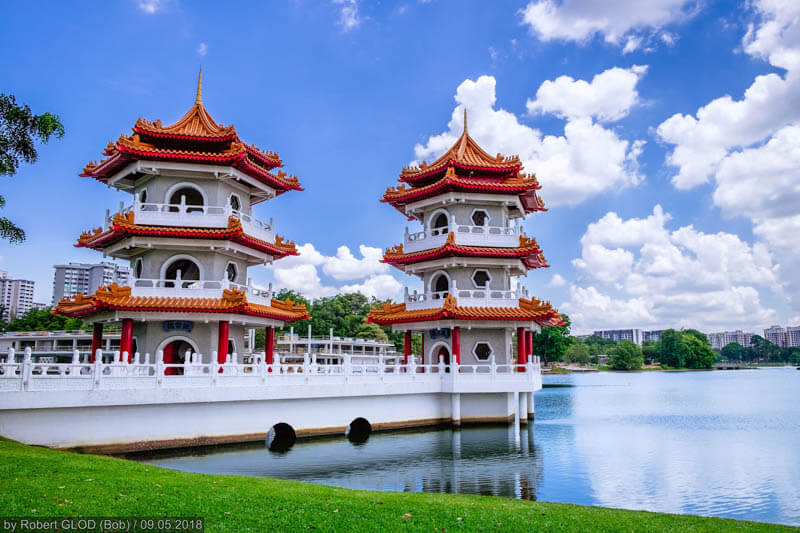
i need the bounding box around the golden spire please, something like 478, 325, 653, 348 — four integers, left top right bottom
463, 107, 468, 134
195, 69, 203, 105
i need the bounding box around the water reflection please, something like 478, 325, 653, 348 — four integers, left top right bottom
136, 367, 800, 526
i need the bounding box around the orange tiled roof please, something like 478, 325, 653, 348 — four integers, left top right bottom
400, 112, 521, 182
366, 294, 562, 326
54, 283, 310, 322
382, 232, 548, 269
76, 211, 298, 259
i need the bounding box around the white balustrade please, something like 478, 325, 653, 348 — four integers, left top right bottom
404, 283, 525, 310
105, 200, 274, 242
0, 346, 539, 393
404, 217, 522, 253
129, 275, 272, 305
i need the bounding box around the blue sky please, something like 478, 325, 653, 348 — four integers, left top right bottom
2, 0, 798, 333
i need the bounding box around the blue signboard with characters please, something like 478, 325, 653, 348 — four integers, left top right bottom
163, 320, 193, 333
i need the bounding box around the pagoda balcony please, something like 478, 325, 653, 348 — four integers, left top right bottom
105, 200, 274, 243
404, 217, 522, 253
404, 282, 529, 311
128, 276, 273, 306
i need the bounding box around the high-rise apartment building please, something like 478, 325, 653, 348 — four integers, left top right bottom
52, 262, 130, 304
592, 329, 644, 346
707, 330, 755, 350
0, 271, 36, 321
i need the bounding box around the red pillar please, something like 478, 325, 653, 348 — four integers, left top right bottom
527, 330, 534, 359
265, 326, 275, 366
120, 318, 133, 363
420, 333, 424, 366
517, 327, 527, 369
452, 327, 461, 365
403, 330, 411, 365
217, 321, 229, 365
90, 323, 103, 363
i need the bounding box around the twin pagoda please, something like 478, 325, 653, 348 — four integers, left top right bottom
368, 111, 562, 368
56, 74, 309, 366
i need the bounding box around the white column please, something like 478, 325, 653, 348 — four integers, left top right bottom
527, 391, 535, 420
451, 393, 461, 427
519, 391, 528, 424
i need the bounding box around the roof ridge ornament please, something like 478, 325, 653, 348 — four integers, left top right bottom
463, 107, 468, 135
195, 69, 203, 105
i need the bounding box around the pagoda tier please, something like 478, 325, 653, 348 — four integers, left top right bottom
76, 211, 298, 259
367, 294, 561, 327
382, 232, 548, 271
80, 73, 302, 197
384, 166, 545, 218
55, 284, 309, 323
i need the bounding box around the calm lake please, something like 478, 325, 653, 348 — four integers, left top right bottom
137, 367, 800, 526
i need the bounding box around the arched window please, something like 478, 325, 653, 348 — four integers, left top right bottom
169, 186, 204, 213
225, 262, 238, 283
432, 273, 449, 298
229, 194, 241, 212
431, 212, 449, 236
164, 258, 201, 288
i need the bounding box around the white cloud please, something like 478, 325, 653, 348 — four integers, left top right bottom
269, 243, 399, 300
333, 0, 361, 30
137, 0, 163, 14
414, 74, 644, 206
196, 43, 208, 57
563, 206, 780, 332
527, 65, 647, 122
322, 245, 388, 281
549, 273, 567, 288
519, 0, 696, 50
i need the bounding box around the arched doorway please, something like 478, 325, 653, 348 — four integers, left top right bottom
435, 344, 451, 368
168, 186, 205, 213
162, 339, 194, 375
431, 211, 449, 236
163, 257, 201, 287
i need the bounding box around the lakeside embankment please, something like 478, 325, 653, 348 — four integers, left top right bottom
0, 438, 792, 532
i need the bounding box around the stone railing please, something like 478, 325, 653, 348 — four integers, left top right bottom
0, 348, 541, 393
404, 281, 528, 310
404, 216, 522, 253
105, 200, 274, 242
129, 277, 272, 305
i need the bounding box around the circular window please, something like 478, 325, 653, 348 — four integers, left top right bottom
134, 258, 143, 279
229, 194, 241, 212
471, 209, 489, 227
472, 270, 490, 288
226, 262, 238, 282
473, 342, 492, 361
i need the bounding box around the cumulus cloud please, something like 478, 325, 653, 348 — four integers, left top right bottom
333, 0, 361, 30
196, 43, 208, 56
549, 273, 567, 288
137, 0, 163, 14
322, 245, 388, 281
269, 243, 399, 300
656, 0, 800, 318
520, 0, 696, 51
563, 206, 780, 332
414, 73, 645, 206
527, 65, 648, 121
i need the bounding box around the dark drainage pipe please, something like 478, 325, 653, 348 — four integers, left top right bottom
346, 417, 372, 444
267, 422, 296, 452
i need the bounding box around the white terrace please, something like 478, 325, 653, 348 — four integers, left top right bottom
129, 276, 273, 306
404, 216, 523, 253
404, 281, 530, 310
0, 347, 542, 397
105, 198, 274, 243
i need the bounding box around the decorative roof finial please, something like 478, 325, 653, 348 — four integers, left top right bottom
195, 69, 203, 105
463, 107, 468, 134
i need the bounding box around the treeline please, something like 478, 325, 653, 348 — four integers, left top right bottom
0, 307, 87, 332
720, 336, 800, 365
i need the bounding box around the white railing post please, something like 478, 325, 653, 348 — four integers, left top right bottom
156, 350, 164, 385
409, 354, 417, 378
438, 355, 445, 376
6, 347, 15, 364
303, 353, 309, 382
344, 353, 351, 382
94, 350, 103, 390
490, 355, 497, 382
259, 355, 267, 384
22, 347, 32, 391
211, 351, 218, 385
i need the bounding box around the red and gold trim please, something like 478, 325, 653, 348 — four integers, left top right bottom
76, 212, 298, 259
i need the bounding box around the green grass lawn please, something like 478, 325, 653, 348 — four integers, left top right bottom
0, 438, 793, 532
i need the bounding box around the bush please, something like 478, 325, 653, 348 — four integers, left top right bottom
608, 340, 643, 371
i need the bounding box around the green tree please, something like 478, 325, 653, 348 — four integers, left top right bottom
721, 342, 746, 361
565, 340, 590, 365
642, 340, 659, 365
608, 340, 643, 370
658, 329, 689, 368
5, 308, 84, 332
529, 314, 572, 363
0, 94, 64, 242
684, 335, 716, 369
353, 321, 388, 342
750, 334, 781, 362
